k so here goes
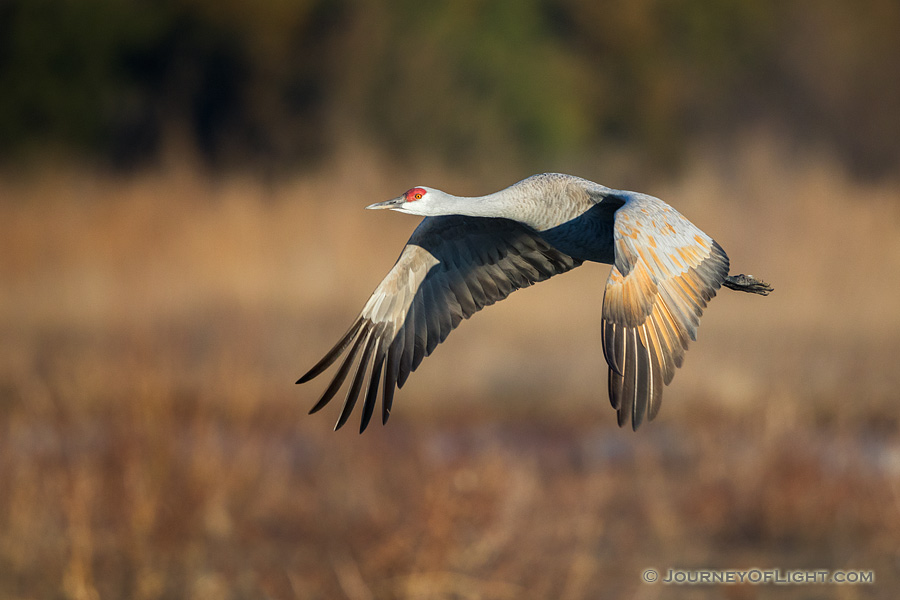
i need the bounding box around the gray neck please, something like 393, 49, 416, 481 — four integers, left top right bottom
438, 184, 590, 231
440, 190, 517, 220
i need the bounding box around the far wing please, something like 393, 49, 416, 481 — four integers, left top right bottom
298, 215, 581, 432
601, 196, 729, 430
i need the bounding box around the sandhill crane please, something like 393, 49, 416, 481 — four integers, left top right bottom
298, 173, 771, 432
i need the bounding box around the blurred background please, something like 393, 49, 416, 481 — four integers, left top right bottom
1, 1, 899, 598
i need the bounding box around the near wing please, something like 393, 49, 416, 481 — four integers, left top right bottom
298, 215, 581, 432
601, 196, 729, 430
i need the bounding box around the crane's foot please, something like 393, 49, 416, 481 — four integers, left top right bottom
723, 274, 773, 296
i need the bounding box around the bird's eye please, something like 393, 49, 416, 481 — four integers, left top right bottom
414, 193, 423, 199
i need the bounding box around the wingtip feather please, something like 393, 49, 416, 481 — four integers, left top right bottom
297, 317, 366, 385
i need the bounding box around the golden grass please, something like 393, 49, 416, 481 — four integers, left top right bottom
1, 140, 899, 598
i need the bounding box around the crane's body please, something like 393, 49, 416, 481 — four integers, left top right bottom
298, 173, 771, 432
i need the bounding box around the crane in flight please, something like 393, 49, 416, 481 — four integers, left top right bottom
297, 173, 771, 433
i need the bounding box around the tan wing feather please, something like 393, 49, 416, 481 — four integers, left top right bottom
601, 197, 729, 430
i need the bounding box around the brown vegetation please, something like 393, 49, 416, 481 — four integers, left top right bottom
2, 141, 899, 598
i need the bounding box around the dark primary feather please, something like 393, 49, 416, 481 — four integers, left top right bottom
296, 215, 581, 432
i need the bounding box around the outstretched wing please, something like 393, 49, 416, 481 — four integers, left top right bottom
298, 215, 581, 432
601, 195, 729, 430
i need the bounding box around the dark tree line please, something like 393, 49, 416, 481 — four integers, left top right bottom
1, 0, 898, 177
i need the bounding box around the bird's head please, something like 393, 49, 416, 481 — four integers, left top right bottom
366, 186, 446, 216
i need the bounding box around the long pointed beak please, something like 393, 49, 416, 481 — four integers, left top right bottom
366, 195, 405, 210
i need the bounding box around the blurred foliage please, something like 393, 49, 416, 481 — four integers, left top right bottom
1, 0, 898, 176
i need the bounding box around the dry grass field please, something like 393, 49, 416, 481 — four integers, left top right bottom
1, 140, 899, 599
